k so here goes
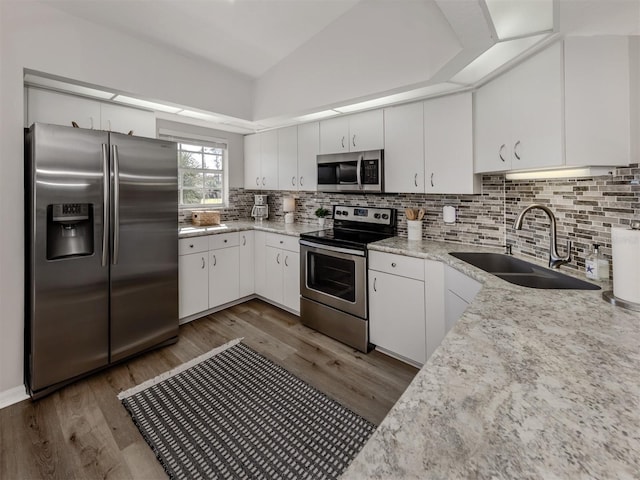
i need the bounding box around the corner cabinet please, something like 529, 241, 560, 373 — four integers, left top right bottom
319, 110, 383, 154
475, 42, 563, 173
296, 122, 319, 191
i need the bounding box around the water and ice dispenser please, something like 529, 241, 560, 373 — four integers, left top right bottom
46, 203, 94, 260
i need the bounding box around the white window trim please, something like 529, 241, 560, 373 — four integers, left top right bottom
159, 128, 229, 209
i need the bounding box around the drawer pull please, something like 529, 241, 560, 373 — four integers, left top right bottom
224, 239, 228, 243
190, 244, 194, 248
280, 240, 284, 244
391, 262, 397, 268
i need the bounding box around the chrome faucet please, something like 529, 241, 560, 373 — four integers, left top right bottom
514, 204, 571, 269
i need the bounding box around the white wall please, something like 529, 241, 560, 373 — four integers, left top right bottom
252, 0, 461, 120
0, 1, 253, 398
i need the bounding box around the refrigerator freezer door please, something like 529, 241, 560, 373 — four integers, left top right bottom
108, 133, 178, 362
26, 124, 110, 393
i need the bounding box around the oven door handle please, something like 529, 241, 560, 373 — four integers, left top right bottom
299, 240, 366, 257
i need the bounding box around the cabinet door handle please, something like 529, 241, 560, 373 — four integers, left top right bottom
430, 173, 434, 187
262, 177, 266, 186
213, 254, 217, 266
373, 277, 377, 292
352, 134, 356, 147
242, 235, 246, 246
414, 173, 418, 187
276, 253, 281, 264
201, 257, 205, 269
256, 176, 260, 186
300, 176, 304, 186
514, 140, 521, 160
292, 176, 296, 186
341, 136, 345, 148
499, 144, 506, 162
285, 255, 289, 267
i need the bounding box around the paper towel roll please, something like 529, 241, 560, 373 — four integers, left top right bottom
612, 227, 640, 303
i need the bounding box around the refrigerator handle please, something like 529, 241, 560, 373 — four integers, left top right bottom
112, 144, 120, 265
101, 144, 109, 267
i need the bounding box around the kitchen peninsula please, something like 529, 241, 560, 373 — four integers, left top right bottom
344, 237, 640, 478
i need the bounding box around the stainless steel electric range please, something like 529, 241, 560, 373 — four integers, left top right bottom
299, 205, 397, 352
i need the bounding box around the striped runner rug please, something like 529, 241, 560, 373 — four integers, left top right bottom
119, 339, 375, 480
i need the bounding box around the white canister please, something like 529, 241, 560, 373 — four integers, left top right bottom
407, 220, 423, 241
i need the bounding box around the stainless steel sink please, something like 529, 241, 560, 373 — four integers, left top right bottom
449, 252, 601, 290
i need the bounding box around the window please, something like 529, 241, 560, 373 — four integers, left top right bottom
160, 130, 228, 207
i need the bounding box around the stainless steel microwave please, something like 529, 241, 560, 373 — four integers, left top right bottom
316, 149, 384, 193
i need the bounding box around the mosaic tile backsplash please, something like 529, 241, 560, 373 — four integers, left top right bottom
180, 164, 640, 279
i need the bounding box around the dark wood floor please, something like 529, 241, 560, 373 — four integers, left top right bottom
0, 299, 417, 479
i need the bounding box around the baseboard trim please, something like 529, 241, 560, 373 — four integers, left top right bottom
0, 385, 29, 410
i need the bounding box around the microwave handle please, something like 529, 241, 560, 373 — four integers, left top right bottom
356, 155, 362, 188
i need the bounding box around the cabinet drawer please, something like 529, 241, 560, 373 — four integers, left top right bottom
179, 236, 209, 255
369, 251, 424, 281
209, 232, 240, 250
445, 265, 482, 303
265, 233, 299, 253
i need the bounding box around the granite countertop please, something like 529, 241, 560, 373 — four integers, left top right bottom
344, 237, 640, 479
178, 219, 323, 238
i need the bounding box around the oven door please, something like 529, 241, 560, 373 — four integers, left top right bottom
300, 240, 367, 319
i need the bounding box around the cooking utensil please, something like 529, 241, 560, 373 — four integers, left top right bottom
405, 208, 415, 220
417, 208, 425, 220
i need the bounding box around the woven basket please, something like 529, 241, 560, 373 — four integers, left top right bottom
192, 210, 221, 226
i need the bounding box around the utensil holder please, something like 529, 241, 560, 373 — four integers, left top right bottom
407, 220, 423, 241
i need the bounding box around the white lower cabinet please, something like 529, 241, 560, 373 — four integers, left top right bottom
178, 237, 209, 319
253, 231, 267, 297
239, 231, 255, 297
262, 233, 300, 313
444, 265, 482, 333
209, 246, 240, 308
369, 252, 426, 365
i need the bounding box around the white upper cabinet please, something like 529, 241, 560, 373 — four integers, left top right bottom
100, 103, 156, 138
564, 36, 632, 167
28, 88, 101, 130
260, 130, 278, 190
424, 92, 479, 194
243, 133, 261, 189
384, 102, 425, 193
297, 122, 319, 191
319, 110, 383, 154
244, 130, 279, 190
475, 42, 563, 173
27, 88, 156, 137
277, 126, 298, 190
320, 115, 350, 153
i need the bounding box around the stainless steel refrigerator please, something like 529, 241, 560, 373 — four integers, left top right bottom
25, 123, 179, 398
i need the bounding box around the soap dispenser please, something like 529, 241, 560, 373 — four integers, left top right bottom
585, 244, 610, 281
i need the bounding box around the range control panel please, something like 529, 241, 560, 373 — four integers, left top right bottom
332, 205, 394, 226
